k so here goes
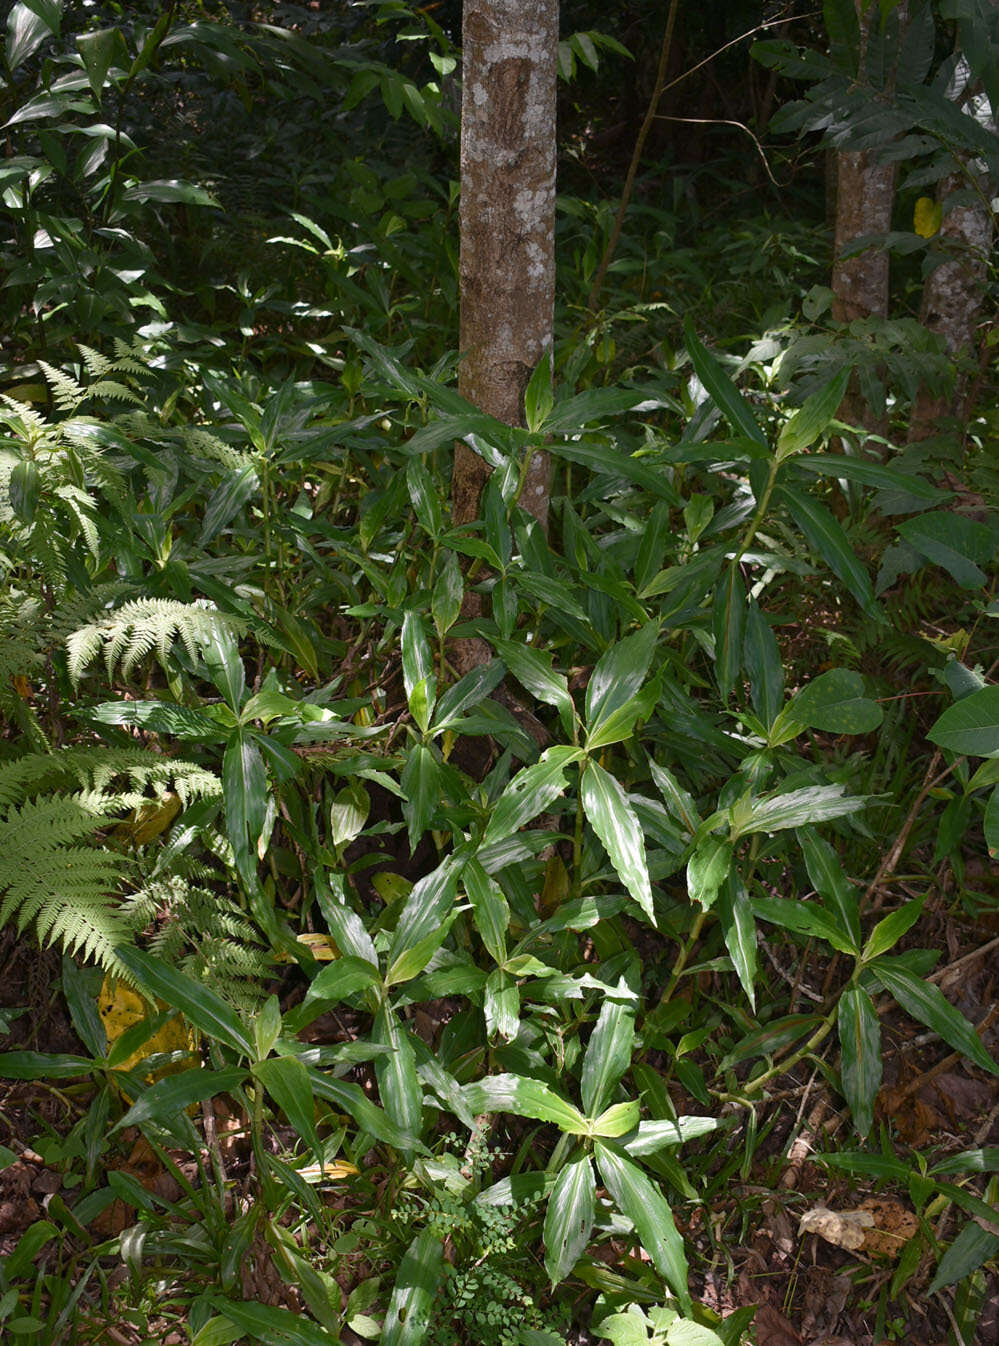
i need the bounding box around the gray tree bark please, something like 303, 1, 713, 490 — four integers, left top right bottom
454, 0, 558, 533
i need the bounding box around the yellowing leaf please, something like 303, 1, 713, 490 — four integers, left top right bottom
98, 975, 198, 1081
914, 196, 942, 238
296, 933, 340, 961
295, 1159, 360, 1183
110, 793, 182, 847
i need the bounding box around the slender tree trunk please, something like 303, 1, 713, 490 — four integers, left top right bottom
455, 0, 558, 532
830, 1, 907, 441
452, 0, 558, 684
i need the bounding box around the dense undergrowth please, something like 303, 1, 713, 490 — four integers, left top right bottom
0, 3, 997, 1345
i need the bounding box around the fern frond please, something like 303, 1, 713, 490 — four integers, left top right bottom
0, 794, 128, 974
0, 748, 220, 810
37, 361, 87, 414
67, 598, 246, 683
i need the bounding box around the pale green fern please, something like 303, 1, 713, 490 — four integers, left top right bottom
67, 598, 246, 683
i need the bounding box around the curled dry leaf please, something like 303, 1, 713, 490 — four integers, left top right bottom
799, 1199, 919, 1257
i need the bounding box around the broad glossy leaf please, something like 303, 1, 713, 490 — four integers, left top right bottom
863, 895, 925, 961
721, 1015, 822, 1069
91, 700, 226, 740
928, 684, 999, 758
406, 457, 443, 538
493, 639, 575, 737
123, 179, 220, 207
649, 761, 701, 837
305, 1068, 416, 1150
383, 1229, 444, 1346
596, 1142, 690, 1312
524, 353, 554, 431
581, 964, 637, 1116
718, 870, 756, 1010
460, 1074, 588, 1133
401, 611, 434, 708
482, 746, 583, 847
799, 827, 861, 948
743, 600, 784, 727
432, 554, 466, 644
736, 785, 866, 837
581, 761, 655, 923
585, 623, 658, 735
777, 484, 878, 617
329, 781, 370, 850
388, 852, 463, 968
0, 1051, 93, 1079
548, 439, 681, 504
838, 985, 880, 1137
465, 859, 509, 963
683, 318, 767, 447
315, 872, 378, 967
253, 1055, 319, 1159
209, 1295, 339, 1346
386, 910, 459, 986
590, 1099, 640, 1137
484, 968, 519, 1041
871, 959, 998, 1075
687, 836, 732, 912
115, 946, 253, 1056
897, 511, 992, 589
586, 678, 661, 751
929, 1219, 999, 1294
544, 1155, 595, 1284
712, 564, 745, 699
432, 659, 505, 730
776, 367, 851, 459
202, 628, 245, 712
373, 1006, 422, 1142
796, 454, 947, 502
752, 896, 859, 954
401, 744, 439, 849
772, 667, 883, 742
7, 1, 59, 70
223, 733, 268, 877
623, 1117, 719, 1156
986, 785, 999, 858
297, 956, 380, 1015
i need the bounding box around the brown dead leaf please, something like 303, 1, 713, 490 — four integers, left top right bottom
755, 1302, 803, 1346
857, 1197, 919, 1257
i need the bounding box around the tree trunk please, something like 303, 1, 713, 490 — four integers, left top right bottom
455, 0, 558, 532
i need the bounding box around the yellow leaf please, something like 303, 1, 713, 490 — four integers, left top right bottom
914, 196, 942, 238
98, 975, 198, 1082
295, 1159, 360, 1183
110, 794, 182, 848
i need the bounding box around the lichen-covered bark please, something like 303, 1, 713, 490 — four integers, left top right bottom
909, 174, 994, 439
830, 151, 896, 325
454, 0, 557, 531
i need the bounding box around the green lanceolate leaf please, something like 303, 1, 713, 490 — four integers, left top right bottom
373, 1005, 423, 1144
113, 1068, 246, 1136
460, 1074, 588, 1133
581, 964, 638, 1116
315, 872, 378, 967
465, 859, 509, 963
687, 836, 732, 912
585, 623, 658, 737
586, 678, 661, 751
432, 659, 505, 730
776, 485, 879, 618
254, 1057, 321, 1162
863, 895, 925, 962
306, 1069, 415, 1151
115, 946, 254, 1056
202, 628, 245, 713
838, 985, 881, 1138
928, 684, 999, 758
494, 638, 576, 737
383, 1229, 444, 1346
595, 1142, 690, 1313
223, 732, 269, 881
482, 746, 583, 847
91, 700, 227, 740
401, 743, 440, 849
870, 959, 999, 1076
776, 367, 851, 459
752, 896, 859, 955
388, 851, 463, 970
736, 785, 866, 838
649, 761, 701, 837
929, 1219, 999, 1294
0, 1051, 93, 1079
581, 761, 655, 923
683, 318, 767, 448
484, 968, 519, 1041
209, 1296, 339, 1346
712, 564, 745, 700
718, 870, 756, 1010
798, 827, 861, 949
743, 599, 784, 727
544, 1154, 595, 1285
590, 1099, 640, 1137
401, 611, 435, 726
